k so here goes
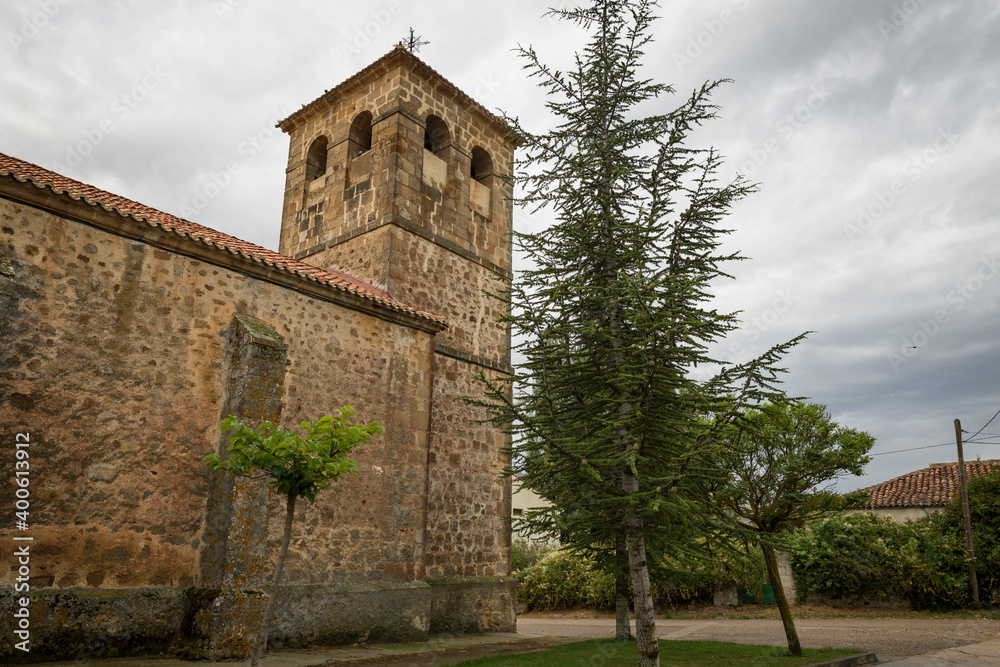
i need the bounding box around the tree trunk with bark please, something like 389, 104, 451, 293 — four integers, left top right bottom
615, 530, 632, 640
250, 489, 298, 667
762, 543, 801, 657
622, 470, 659, 667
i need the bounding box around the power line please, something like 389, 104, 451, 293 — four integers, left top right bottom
965, 406, 1000, 442
869, 407, 1000, 458
872, 441, 952, 457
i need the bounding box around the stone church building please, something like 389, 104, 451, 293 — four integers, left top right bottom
0, 46, 516, 661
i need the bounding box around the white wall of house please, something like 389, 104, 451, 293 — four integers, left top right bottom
510, 482, 559, 544
846, 507, 942, 523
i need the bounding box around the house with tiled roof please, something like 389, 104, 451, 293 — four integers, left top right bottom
0, 46, 517, 662
858, 460, 1000, 523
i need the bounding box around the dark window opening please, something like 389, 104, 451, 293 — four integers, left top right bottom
470, 146, 494, 184
424, 115, 449, 154
305, 136, 329, 181
349, 112, 373, 157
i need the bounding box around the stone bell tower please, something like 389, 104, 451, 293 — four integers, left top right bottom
277, 45, 515, 372
277, 47, 517, 620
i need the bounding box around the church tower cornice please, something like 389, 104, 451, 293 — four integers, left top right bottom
277, 44, 517, 144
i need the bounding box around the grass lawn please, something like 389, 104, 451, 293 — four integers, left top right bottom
451, 638, 861, 666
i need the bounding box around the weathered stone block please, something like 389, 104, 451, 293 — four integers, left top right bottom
189, 587, 268, 660
195, 315, 287, 659
0, 588, 187, 663
427, 577, 516, 634
269, 581, 432, 647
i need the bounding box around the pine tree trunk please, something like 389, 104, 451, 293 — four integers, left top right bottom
624, 512, 659, 667
615, 530, 632, 640
762, 543, 801, 657
250, 489, 298, 667
620, 466, 658, 667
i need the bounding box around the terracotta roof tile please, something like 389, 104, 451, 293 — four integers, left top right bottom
860, 460, 1000, 508
0, 151, 445, 327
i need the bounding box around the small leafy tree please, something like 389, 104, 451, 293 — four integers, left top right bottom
716, 402, 874, 655
204, 407, 383, 667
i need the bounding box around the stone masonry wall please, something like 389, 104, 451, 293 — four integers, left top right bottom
0, 200, 435, 602
424, 356, 510, 579
326, 227, 509, 366
279, 68, 402, 260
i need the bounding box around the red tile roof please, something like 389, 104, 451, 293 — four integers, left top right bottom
0, 151, 445, 327
860, 460, 1000, 508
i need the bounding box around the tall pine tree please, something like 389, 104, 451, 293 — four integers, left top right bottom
482, 2, 804, 665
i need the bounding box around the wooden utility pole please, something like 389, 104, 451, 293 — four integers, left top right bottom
954, 418, 980, 604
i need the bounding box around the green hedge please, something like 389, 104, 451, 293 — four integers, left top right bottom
941, 471, 1000, 606
786, 512, 969, 610
511, 539, 556, 573
514, 540, 767, 610
515, 548, 616, 610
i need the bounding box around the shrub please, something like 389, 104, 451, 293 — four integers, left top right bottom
787, 513, 911, 601
787, 512, 969, 610
904, 512, 969, 610
511, 539, 556, 573
940, 470, 1000, 606
653, 540, 768, 605
515, 548, 615, 610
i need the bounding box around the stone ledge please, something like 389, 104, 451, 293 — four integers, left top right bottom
426, 576, 516, 635
0, 587, 188, 663
268, 581, 433, 649
0, 578, 518, 662
303, 214, 514, 281
434, 342, 512, 374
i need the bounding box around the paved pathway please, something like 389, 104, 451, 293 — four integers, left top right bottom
517, 616, 1000, 663
878, 637, 1000, 665
29, 616, 1000, 666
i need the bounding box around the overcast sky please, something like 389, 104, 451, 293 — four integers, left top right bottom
3, 0, 998, 491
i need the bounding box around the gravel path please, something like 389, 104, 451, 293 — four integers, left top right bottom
516, 616, 1000, 662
